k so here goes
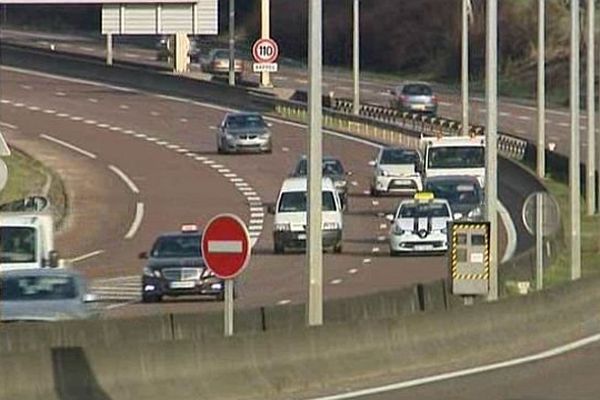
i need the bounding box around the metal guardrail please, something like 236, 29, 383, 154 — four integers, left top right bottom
331, 98, 529, 161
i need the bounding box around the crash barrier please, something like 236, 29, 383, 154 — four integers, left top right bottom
2, 272, 600, 400
0, 279, 461, 354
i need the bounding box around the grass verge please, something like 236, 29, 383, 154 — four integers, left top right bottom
0, 147, 68, 230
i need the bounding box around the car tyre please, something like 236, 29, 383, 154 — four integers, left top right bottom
274, 241, 285, 254
333, 242, 343, 254
142, 294, 161, 303
370, 187, 380, 197
390, 249, 400, 257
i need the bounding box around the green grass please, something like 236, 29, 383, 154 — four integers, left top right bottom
541, 178, 600, 287
0, 149, 47, 204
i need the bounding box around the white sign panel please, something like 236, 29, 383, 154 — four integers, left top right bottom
102, 0, 218, 35
253, 63, 278, 73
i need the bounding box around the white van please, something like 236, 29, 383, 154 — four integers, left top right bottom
270, 177, 343, 254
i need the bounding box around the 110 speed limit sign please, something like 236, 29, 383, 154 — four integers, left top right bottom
252, 38, 279, 72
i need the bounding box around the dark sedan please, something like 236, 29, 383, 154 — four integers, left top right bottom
290, 156, 351, 210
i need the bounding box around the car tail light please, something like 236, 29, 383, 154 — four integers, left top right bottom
431, 95, 438, 103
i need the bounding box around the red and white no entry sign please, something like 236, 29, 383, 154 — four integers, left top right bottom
252, 38, 279, 64
201, 214, 251, 279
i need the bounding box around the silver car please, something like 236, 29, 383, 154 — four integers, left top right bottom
217, 112, 273, 154
0, 268, 98, 322
390, 82, 438, 116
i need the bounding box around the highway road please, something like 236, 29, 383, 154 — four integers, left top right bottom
0, 28, 592, 160
321, 340, 600, 400
0, 66, 506, 318
0, 34, 546, 319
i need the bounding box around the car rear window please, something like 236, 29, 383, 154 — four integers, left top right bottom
402, 85, 433, 96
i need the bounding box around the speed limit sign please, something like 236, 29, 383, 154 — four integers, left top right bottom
252, 38, 279, 64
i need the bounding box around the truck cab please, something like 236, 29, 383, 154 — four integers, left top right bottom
420, 135, 485, 188
0, 213, 58, 272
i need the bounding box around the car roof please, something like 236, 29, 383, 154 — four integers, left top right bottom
399, 198, 450, 207
1, 268, 82, 278
280, 177, 336, 192
225, 112, 262, 118
156, 231, 202, 239
381, 147, 418, 154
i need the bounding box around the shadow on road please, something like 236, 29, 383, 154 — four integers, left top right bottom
52, 347, 112, 400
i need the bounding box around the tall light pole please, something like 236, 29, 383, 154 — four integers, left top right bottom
260, 0, 273, 88
307, 0, 323, 326
570, 0, 582, 280
228, 0, 236, 86
461, 0, 470, 136
485, 0, 498, 301
537, 0, 545, 178
586, 0, 595, 215
352, 0, 360, 115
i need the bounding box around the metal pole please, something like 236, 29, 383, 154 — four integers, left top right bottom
485, 0, 498, 301
537, 0, 545, 178
228, 0, 235, 86
535, 192, 544, 290
587, 0, 596, 215
307, 0, 323, 326
352, 0, 360, 115
461, 0, 469, 136
106, 33, 113, 66
224, 279, 234, 336
260, 0, 272, 88
570, 0, 582, 280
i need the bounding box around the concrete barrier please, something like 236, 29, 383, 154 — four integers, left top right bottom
3, 274, 600, 400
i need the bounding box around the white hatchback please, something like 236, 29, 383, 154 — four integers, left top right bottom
387, 193, 452, 255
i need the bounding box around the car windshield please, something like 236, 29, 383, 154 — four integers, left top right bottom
0, 227, 36, 263
213, 50, 230, 60
295, 159, 344, 176
150, 235, 202, 258
425, 181, 482, 205
226, 114, 266, 129
427, 146, 484, 169
380, 149, 419, 165
398, 202, 449, 218
402, 84, 432, 96
278, 191, 337, 212
1, 275, 78, 301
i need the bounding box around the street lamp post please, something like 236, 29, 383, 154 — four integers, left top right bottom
537, 0, 545, 178
461, 0, 470, 136
586, 0, 595, 215
570, 0, 582, 280
485, 0, 498, 301
352, 0, 360, 115
307, 0, 323, 326
228, 0, 235, 86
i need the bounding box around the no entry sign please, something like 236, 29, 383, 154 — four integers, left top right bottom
252, 38, 279, 64
201, 214, 251, 279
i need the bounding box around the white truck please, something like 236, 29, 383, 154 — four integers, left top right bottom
0, 212, 59, 272
420, 135, 486, 187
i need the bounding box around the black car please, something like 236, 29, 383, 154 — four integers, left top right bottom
291, 156, 351, 210
140, 225, 225, 302
423, 175, 483, 221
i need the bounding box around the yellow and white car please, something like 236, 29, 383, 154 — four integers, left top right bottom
387, 192, 452, 255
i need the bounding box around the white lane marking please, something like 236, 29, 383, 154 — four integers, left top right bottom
277, 299, 291, 305
518, 115, 531, 121
157, 141, 168, 145
363, 190, 371, 195
295, 78, 308, 84
250, 207, 264, 212
179, 118, 188, 123
167, 144, 180, 149
499, 112, 511, 117
438, 101, 452, 107
380, 223, 388, 230
120, 104, 130, 109
84, 119, 97, 125
230, 178, 243, 182
211, 163, 224, 168
57, 113, 69, 117
70, 116, 83, 121
20, 84, 32, 90
372, 247, 380, 253
244, 192, 258, 197
194, 156, 207, 161
97, 123, 110, 128
203, 160, 215, 164
282, 147, 290, 152
0, 121, 17, 130
247, 196, 261, 202
69, 250, 105, 263
330, 278, 343, 285
43, 109, 56, 114
372, 200, 379, 206
377, 236, 387, 242
235, 182, 249, 187
27, 105, 40, 111
55, 91, 66, 96
249, 219, 263, 225
125, 202, 144, 239
40, 134, 97, 159
134, 133, 147, 138
351, 181, 358, 187
88, 98, 98, 103
13, 102, 24, 107
150, 111, 160, 116
125, 53, 141, 59
251, 213, 265, 218
108, 165, 140, 194
0, 99, 10, 104
146, 137, 158, 142
79, 46, 94, 52
558, 122, 569, 127
225, 173, 237, 178
109, 126, 123, 132
305, 333, 600, 400
348, 268, 358, 274
362, 258, 372, 264
124, 129, 135, 134
498, 200, 517, 263
209, 125, 217, 130
218, 169, 230, 173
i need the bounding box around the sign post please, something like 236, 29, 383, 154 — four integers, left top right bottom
201, 214, 251, 337
252, 38, 279, 74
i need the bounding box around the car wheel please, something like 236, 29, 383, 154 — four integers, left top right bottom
142, 294, 160, 303
216, 291, 225, 301
370, 187, 380, 197
274, 241, 285, 254
333, 242, 343, 254
390, 249, 400, 257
